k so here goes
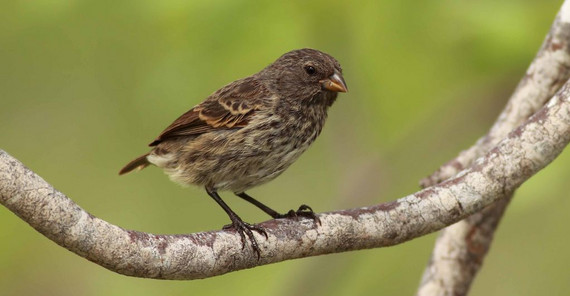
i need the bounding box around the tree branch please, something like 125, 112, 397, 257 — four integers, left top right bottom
2, 77, 570, 279
416, 196, 512, 296
421, 1, 570, 188
417, 2, 570, 294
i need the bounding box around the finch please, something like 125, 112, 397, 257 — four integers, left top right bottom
120, 48, 347, 257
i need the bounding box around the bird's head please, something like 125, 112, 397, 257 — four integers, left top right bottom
260, 48, 347, 104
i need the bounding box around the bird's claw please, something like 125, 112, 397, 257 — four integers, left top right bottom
280, 204, 321, 225
223, 219, 267, 259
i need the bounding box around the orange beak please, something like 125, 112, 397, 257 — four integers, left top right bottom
321, 69, 348, 93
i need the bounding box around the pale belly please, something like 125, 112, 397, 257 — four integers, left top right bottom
147, 125, 319, 193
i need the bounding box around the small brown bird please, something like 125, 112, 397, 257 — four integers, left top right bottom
120, 48, 347, 257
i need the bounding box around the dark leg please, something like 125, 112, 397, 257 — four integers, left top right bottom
206, 188, 267, 258
235, 192, 281, 218
235, 192, 321, 225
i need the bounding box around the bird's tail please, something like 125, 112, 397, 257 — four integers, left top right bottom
119, 153, 151, 175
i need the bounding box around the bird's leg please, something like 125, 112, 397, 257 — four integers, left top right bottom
235, 192, 282, 218
235, 192, 321, 225
206, 188, 267, 259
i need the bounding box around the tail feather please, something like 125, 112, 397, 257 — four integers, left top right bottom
119, 153, 151, 175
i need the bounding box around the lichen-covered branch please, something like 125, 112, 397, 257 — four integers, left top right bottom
417, 2, 570, 295
416, 197, 512, 296
421, 1, 570, 188
2, 79, 570, 280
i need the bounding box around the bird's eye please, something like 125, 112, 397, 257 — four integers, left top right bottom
304, 65, 316, 75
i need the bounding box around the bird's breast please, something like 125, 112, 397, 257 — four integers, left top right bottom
251, 103, 328, 152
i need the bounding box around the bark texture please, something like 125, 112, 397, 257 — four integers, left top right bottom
417, 2, 570, 295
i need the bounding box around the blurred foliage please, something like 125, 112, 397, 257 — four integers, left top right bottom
0, 0, 568, 295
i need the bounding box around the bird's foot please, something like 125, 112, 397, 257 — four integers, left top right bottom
223, 216, 268, 259
279, 204, 321, 225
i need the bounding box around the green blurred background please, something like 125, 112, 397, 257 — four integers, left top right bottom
1, 0, 569, 295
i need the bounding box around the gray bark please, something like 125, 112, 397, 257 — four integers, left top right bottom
417, 1, 570, 295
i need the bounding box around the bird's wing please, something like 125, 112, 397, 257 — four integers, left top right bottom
149, 77, 269, 146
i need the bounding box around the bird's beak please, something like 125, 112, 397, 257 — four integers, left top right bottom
321, 70, 348, 93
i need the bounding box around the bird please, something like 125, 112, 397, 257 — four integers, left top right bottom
119, 48, 347, 257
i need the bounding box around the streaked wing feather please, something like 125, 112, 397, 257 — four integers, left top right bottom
149, 77, 268, 146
